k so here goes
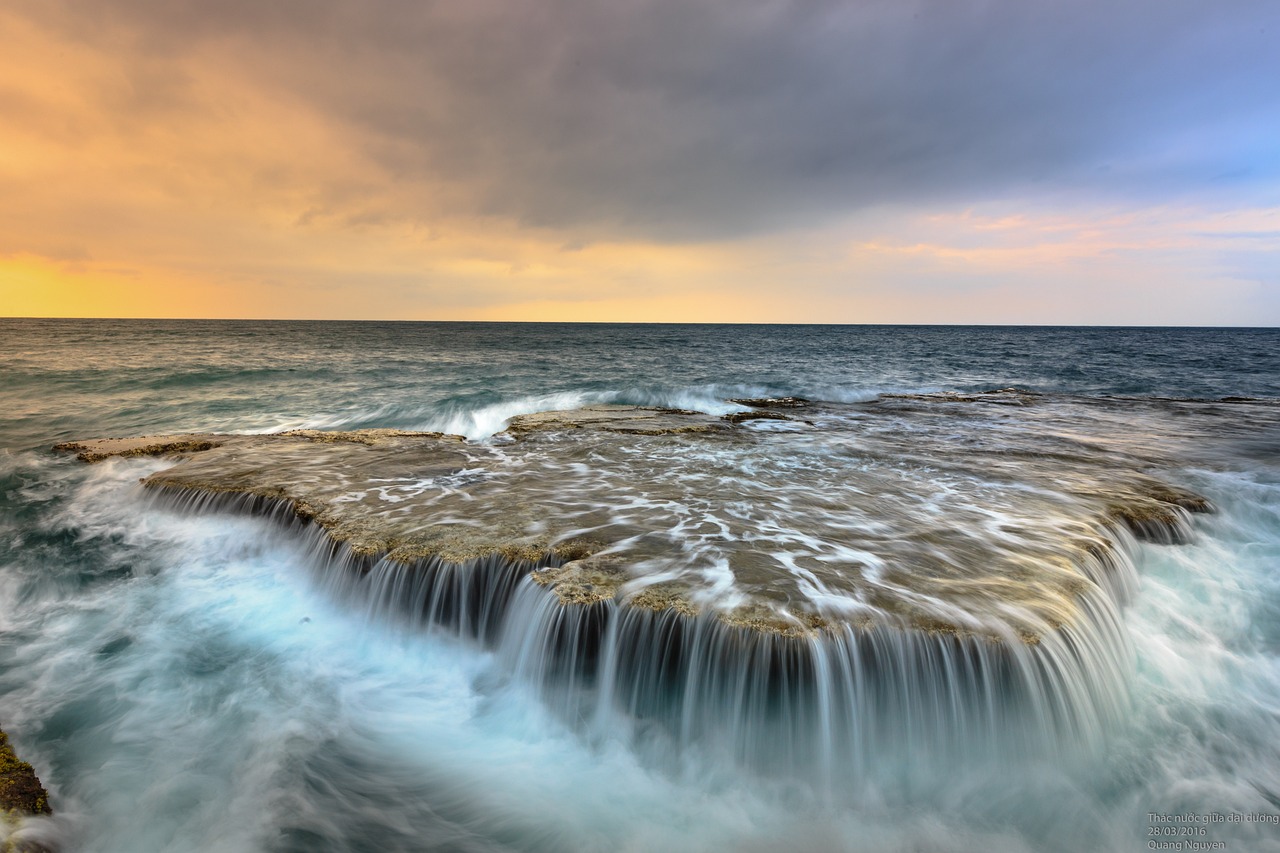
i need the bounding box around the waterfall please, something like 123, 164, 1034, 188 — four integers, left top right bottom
143, 481, 1162, 791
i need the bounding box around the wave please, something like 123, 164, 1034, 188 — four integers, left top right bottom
238, 383, 944, 441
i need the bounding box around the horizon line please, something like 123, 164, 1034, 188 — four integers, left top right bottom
2, 316, 1278, 331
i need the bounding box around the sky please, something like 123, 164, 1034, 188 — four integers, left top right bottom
1, 0, 1277, 324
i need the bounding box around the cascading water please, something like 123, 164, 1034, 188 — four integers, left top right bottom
132, 447, 1148, 797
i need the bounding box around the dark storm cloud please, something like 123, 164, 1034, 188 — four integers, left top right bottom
21, 0, 1280, 240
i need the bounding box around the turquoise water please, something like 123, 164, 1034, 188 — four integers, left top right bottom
1, 320, 1279, 851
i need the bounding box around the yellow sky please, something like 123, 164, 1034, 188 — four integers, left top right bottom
1, 6, 1275, 324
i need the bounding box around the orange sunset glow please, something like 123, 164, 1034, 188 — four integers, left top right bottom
2, 2, 1276, 324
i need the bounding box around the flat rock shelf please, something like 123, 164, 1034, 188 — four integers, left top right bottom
54, 394, 1245, 777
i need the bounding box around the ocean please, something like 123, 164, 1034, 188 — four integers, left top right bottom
1, 318, 1279, 852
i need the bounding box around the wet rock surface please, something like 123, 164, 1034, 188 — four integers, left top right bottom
503, 405, 728, 437
0, 731, 50, 817
54, 395, 1257, 641
0, 729, 53, 853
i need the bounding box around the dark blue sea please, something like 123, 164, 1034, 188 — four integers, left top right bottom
2, 319, 1279, 852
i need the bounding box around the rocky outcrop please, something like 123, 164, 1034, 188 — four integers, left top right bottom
53, 401, 1216, 644
727, 396, 810, 408
1, 729, 52, 853
54, 397, 1251, 774
503, 405, 728, 437
0, 731, 49, 817
52, 435, 223, 464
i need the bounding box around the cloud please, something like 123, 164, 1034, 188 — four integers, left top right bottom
1, 0, 1277, 324
12, 0, 1279, 242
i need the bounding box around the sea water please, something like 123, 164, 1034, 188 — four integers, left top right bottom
1, 319, 1279, 852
